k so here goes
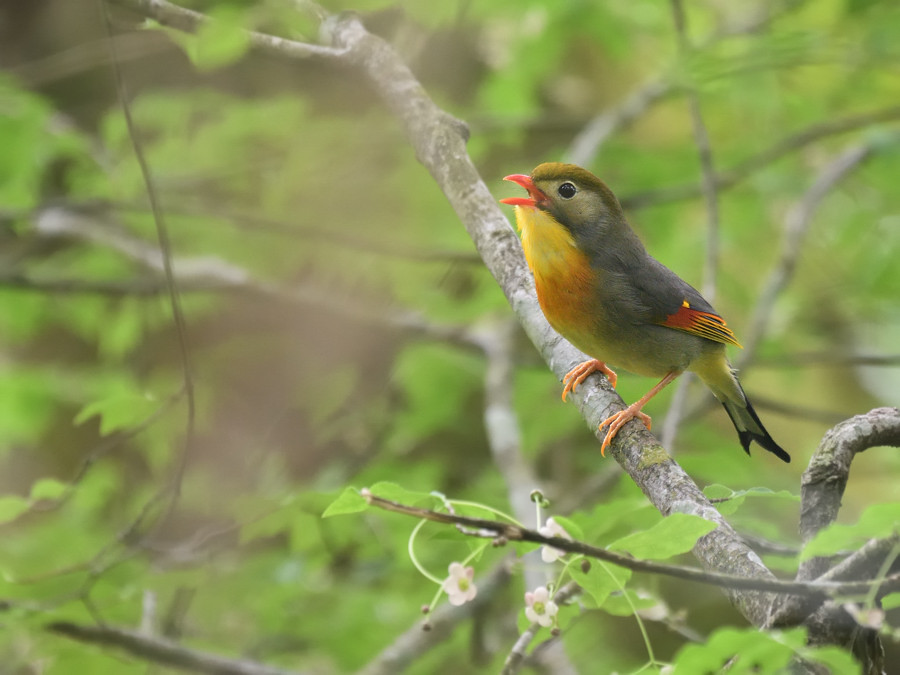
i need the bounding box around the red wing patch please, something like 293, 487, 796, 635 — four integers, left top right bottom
661, 301, 743, 348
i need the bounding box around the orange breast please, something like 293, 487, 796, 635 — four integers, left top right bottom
515, 206, 599, 345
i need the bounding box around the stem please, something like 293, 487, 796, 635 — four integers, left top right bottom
599, 561, 655, 665
407, 520, 443, 585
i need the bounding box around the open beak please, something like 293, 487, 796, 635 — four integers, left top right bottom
500, 174, 546, 207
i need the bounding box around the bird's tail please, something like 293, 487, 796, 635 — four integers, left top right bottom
693, 351, 790, 462
720, 391, 790, 463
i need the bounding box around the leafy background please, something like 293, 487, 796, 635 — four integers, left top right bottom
0, 0, 898, 672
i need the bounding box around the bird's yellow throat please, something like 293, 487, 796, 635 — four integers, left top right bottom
512, 205, 595, 336
514, 205, 584, 279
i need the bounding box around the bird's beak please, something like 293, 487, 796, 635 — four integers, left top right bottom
500, 174, 546, 207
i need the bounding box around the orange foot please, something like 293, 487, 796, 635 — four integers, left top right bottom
598, 406, 652, 457
561, 359, 617, 402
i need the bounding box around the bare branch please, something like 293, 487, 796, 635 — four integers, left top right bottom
48, 622, 301, 675
739, 142, 877, 367
565, 79, 673, 167
756, 352, 900, 369
799, 407, 900, 581
479, 320, 542, 527
619, 106, 900, 210
501, 581, 579, 675
660, 0, 723, 450
100, 0, 197, 516
356, 561, 513, 675
564, 0, 807, 168
23, 205, 484, 352
107, 200, 482, 264
111, 0, 346, 60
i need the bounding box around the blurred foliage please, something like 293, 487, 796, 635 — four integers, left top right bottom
1, 0, 899, 672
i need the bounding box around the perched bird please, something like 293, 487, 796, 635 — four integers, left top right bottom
500, 162, 789, 462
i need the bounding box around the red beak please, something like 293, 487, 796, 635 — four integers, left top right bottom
500, 174, 546, 208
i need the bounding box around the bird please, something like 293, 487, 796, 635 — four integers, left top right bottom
500, 162, 789, 462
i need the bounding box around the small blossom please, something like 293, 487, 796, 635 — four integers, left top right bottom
843, 602, 885, 630
525, 586, 559, 627
442, 562, 477, 606
538, 517, 572, 563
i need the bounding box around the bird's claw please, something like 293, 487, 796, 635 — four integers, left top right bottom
598, 408, 652, 456
561, 359, 617, 402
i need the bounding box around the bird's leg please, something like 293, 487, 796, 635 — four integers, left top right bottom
561, 359, 617, 401
598, 371, 680, 456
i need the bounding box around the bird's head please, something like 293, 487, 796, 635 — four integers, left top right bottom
501, 162, 625, 236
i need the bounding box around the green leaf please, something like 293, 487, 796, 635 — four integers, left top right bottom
74, 390, 160, 436
570, 560, 631, 607
609, 514, 718, 560
704, 484, 800, 515
797, 644, 860, 673
0, 495, 30, 525
550, 515, 584, 542
389, 343, 479, 448
600, 589, 658, 617
703, 483, 734, 500
29, 478, 68, 501
366, 481, 437, 507
672, 626, 803, 674
163, 7, 251, 71
881, 592, 900, 610
802, 502, 900, 560
321, 487, 368, 518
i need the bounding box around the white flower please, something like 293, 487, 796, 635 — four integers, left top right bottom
525, 586, 559, 627
538, 517, 572, 562
442, 562, 477, 606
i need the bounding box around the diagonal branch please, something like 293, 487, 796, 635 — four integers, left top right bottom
738, 141, 878, 368
619, 105, 900, 210
356, 560, 514, 675
113, 0, 346, 60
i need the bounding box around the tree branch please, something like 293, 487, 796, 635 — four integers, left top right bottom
361, 490, 900, 600
47, 622, 301, 675
501, 580, 579, 675
619, 105, 900, 210
660, 0, 723, 450
356, 560, 513, 675
112, 0, 346, 60
799, 407, 900, 581
739, 142, 877, 368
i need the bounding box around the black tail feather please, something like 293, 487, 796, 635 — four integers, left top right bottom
720, 397, 790, 463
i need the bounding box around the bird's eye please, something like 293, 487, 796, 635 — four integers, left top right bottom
557, 182, 577, 199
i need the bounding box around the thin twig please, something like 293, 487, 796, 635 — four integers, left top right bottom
501, 581, 579, 675
113, 0, 346, 61
660, 0, 722, 449
755, 352, 900, 369
362, 491, 900, 599
25, 204, 485, 352
565, 79, 673, 167
739, 142, 876, 368
356, 560, 513, 675
105, 200, 482, 264
48, 622, 300, 675
619, 105, 900, 210
100, 0, 196, 511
